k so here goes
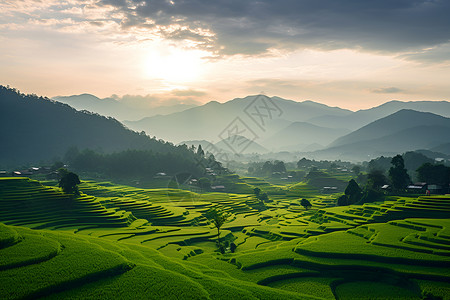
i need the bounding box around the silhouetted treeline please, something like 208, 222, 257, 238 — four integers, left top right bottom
67, 147, 221, 179
0, 86, 187, 167
366, 151, 438, 181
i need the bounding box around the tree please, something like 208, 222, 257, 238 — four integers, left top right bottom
230, 242, 237, 253
352, 165, 361, 175
258, 192, 269, 202
339, 179, 362, 205
367, 169, 387, 189
58, 168, 81, 195
205, 208, 230, 243
197, 144, 204, 157
253, 187, 261, 198
417, 163, 450, 186
273, 160, 286, 173
389, 155, 410, 191
300, 198, 312, 210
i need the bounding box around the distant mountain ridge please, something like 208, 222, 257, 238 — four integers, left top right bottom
124, 95, 352, 145
317, 109, 450, 161
308, 100, 450, 130
53, 94, 197, 121
262, 122, 350, 151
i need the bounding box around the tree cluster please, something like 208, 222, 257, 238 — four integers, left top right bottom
67, 146, 224, 180
247, 160, 286, 176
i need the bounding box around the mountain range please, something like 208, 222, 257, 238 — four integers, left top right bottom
315, 109, 450, 161
8, 87, 450, 163
308, 100, 450, 131
123, 95, 351, 145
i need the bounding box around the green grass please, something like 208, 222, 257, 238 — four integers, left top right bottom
0, 176, 449, 299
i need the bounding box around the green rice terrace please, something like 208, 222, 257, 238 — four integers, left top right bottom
1, 176, 450, 299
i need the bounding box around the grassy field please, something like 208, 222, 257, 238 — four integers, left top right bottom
1, 176, 449, 299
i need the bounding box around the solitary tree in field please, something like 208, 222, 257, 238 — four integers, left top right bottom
253, 187, 261, 198
300, 198, 312, 210
205, 208, 230, 243
58, 168, 81, 196
389, 155, 410, 191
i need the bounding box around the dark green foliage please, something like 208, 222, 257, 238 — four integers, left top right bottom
345, 179, 362, 197
338, 179, 363, 206
273, 160, 287, 173
230, 242, 237, 253
248, 160, 287, 176
58, 169, 81, 195
389, 155, 411, 190
417, 163, 450, 186
300, 198, 312, 210
337, 194, 348, 206
352, 165, 361, 175
196, 144, 204, 157
367, 169, 388, 189
368, 152, 434, 181
68, 148, 218, 180
357, 188, 384, 204
253, 187, 261, 197
258, 193, 269, 202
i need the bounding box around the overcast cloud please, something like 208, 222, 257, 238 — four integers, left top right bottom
97, 0, 450, 61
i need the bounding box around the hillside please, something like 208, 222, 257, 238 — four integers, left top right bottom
1, 177, 450, 299
329, 109, 450, 148
262, 122, 350, 151
0, 86, 193, 167
53, 94, 197, 121
124, 95, 351, 144
309, 100, 450, 130
318, 110, 450, 161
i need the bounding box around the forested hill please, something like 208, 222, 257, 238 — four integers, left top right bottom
0, 86, 201, 170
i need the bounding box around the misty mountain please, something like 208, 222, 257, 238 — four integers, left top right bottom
0, 86, 195, 167
53, 94, 197, 121
215, 135, 267, 154
262, 122, 350, 152
124, 95, 351, 144
308, 100, 450, 130
430, 143, 450, 156
317, 110, 450, 161
179, 136, 267, 155
329, 109, 450, 148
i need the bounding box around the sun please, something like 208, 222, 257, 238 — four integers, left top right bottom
143, 47, 206, 83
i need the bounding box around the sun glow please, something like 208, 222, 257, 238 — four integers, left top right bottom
143, 47, 207, 83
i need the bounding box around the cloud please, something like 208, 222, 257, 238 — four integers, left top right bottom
3, 1, 449, 62
371, 87, 405, 94
96, 0, 450, 60
398, 43, 450, 64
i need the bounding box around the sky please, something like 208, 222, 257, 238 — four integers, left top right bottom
1, 0, 450, 110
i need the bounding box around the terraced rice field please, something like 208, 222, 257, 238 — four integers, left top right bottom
1, 177, 449, 299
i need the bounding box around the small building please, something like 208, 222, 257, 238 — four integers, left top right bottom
211, 185, 225, 190
406, 182, 427, 193
322, 186, 338, 193
154, 172, 169, 178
